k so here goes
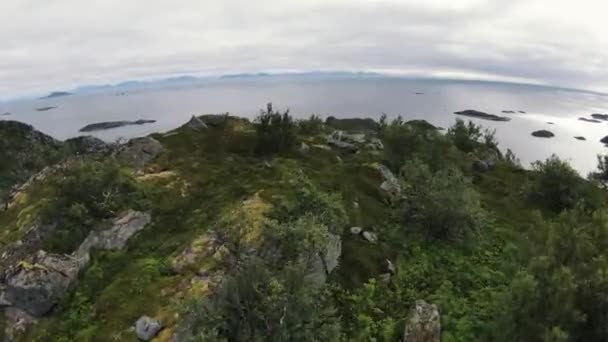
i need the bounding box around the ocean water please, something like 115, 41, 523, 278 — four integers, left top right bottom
1, 76, 608, 175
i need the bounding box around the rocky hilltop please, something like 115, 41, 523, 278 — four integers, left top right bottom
1, 107, 607, 341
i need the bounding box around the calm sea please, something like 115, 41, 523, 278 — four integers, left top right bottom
2, 76, 607, 175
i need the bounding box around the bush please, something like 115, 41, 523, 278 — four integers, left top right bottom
492, 207, 608, 341
589, 154, 608, 189
254, 103, 296, 154
298, 114, 324, 135
185, 258, 342, 341
41, 160, 143, 253
528, 155, 586, 212
400, 159, 485, 241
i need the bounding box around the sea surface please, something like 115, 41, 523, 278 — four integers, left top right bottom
2, 76, 608, 175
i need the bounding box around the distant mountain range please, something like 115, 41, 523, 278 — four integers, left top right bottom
13, 71, 607, 101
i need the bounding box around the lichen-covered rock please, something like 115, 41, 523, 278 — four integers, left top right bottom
367, 138, 384, 151
403, 300, 441, 342
171, 234, 220, 274
4, 307, 37, 341
5, 251, 80, 316
76, 210, 151, 264
299, 142, 310, 153
135, 316, 162, 341
376, 164, 402, 199
116, 137, 163, 168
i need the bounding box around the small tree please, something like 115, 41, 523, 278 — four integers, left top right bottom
400, 159, 485, 241
589, 154, 608, 189
255, 103, 296, 154
298, 114, 324, 135
529, 155, 584, 212
447, 119, 483, 153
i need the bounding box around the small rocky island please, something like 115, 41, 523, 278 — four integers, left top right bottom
1, 112, 10, 116
454, 109, 511, 122
79, 119, 156, 132
532, 130, 555, 138
35, 106, 57, 112
40, 91, 72, 99
575, 136, 586, 141
591, 113, 608, 121
578, 117, 601, 123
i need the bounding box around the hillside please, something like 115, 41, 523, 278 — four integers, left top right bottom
1, 106, 608, 341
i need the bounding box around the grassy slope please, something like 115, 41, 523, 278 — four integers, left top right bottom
3, 117, 573, 341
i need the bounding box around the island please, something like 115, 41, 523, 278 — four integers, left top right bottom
591, 113, 608, 121
79, 119, 156, 132
1, 112, 10, 116
579, 117, 602, 123
40, 91, 72, 99
532, 130, 555, 138
36, 106, 57, 112
575, 136, 586, 141
454, 109, 511, 122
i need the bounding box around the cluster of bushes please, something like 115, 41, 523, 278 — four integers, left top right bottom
186, 176, 347, 340
40, 160, 145, 253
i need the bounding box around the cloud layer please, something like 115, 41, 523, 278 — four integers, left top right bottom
1, 0, 607, 97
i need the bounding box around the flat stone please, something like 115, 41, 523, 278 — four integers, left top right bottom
362, 231, 378, 243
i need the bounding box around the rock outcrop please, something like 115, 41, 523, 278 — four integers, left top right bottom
183, 115, 208, 130
116, 137, 163, 168
64, 135, 111, 155
403, 300, 441, 342
5, 251, 79, 316
376, 164, 402, 199
2, 211, 151, 318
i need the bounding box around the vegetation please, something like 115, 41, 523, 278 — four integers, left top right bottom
3, 109, 608, 342
254, 102, 297, 154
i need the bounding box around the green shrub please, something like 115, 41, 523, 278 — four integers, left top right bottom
254, 103, 296, 154
41, 160, 143, 253
298, 114, 325, 135
447, 119, 496, 153
589, 154, 608, 189
528, 155, 588, 212
400, 159, 485, 241
492, 207, 608, 341
186, 258, 342, 341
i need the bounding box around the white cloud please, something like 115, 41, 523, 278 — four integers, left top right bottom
0, 0, 607, 98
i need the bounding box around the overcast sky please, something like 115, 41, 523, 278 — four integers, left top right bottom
1, 0, 607, 98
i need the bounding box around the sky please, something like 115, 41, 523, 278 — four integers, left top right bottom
1, 0, 607, 98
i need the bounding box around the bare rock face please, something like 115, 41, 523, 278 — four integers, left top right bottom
376, 164, 402, 199
4, 251, 80, 316
403, 300, 441, 342
116, 137, 163, 168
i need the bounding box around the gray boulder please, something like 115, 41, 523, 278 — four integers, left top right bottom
309, 233, 342, 286
5, 251, 80, 316
299, 142, 310, 153
135, 316, 162, 341
184, 115, 208, 130
376, 165, 402, 198
403, 300, 441, 342
200, 114, 229, 127
117, 137, 163, 168
76, 211, 151, 264
350, 226, 363, 235
362, 231, 378, 243
327, 139, 358, 154
367, 138, 384, 151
